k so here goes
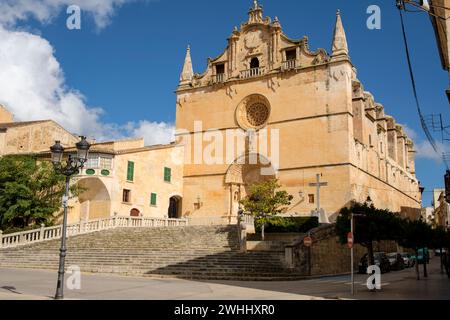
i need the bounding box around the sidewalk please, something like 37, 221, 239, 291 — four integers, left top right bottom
0, 268, 324, 300
0, 257, 448, 300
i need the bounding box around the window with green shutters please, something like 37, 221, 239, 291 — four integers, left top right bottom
127, 161, 135, 181
150, 193, 157, 206
164, 167, 171, 182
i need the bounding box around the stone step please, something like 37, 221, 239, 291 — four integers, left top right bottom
0, 225, 299, 281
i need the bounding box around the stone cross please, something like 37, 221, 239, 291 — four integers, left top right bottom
309, 174, 328, 215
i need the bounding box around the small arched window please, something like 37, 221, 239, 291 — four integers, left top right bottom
250, 57, 260, 69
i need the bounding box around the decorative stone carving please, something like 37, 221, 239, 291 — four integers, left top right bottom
235, 94, 271, 130
246, 103, 269, 127
244, 30, 263, 51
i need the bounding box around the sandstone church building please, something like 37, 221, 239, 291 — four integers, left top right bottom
0, 1, 421, 225
175, 1, 421, 223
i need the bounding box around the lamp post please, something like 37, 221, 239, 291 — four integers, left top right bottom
50, 136, 90, 300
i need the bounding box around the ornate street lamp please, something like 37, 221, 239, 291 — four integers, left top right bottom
50, 136, 90, 300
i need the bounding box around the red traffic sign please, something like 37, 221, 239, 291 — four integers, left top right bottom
304, 236, 313, 247
347, 232, 354, 249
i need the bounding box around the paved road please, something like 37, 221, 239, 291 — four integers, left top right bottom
213, 256, 450, 300
0, 257, 449, 300
0, 268, 321, 300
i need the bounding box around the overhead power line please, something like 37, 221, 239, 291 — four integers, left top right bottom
397, 6, 449, 170
404, 0, 450, 20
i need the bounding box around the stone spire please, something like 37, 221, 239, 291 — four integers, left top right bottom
331, 10, 349, 59
179, 45, 194, 86
248, 0, 263, 24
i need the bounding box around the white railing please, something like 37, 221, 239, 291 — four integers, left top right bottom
0, 216, 188, 249
212, 73, 226, 84
281, 60, 297, 71
241, 214, 255, 226
188, 216, 236, 226
240, 67, 266, 79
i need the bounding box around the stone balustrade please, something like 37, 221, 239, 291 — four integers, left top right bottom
212, 73, 226, 84
188, 215, 236, 226
0, 216, 188, 249
240, 67, 266, 79
281, 59, 297, 71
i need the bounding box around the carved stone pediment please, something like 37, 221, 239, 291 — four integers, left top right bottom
244, 29, 263, 52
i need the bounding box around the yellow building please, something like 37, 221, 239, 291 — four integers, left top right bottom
0, 105, 78, 156
0, 106, 184, 225
175, 2, 421, 223
430, 0, 450, 101
45, 138, 185, 224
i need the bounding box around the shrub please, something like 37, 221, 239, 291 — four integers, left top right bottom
255, 216, 319, 233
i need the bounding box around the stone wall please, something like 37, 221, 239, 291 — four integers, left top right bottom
290, 224, 401, 276
1, 120, 78, 155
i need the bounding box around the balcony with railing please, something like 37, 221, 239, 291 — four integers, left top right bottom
281, 59, 298, 71
240, 67, 266, 79
212, 73, 226, 84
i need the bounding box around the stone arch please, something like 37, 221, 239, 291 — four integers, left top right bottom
225, 153, 277, 217
168, 195, 183, 219
77, 178, 111, 220
225, 153, 276, 186
130, 208, 140, 217
250, 57, 260, 69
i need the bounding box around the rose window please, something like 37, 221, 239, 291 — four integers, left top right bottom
246, 103, 269, 127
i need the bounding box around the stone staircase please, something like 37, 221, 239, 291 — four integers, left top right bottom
0, 225, 306, 281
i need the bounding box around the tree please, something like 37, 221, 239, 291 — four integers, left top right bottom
240, 179, 293, 240
336, 202, 403, 267
431, 226, 447, 274
398, 219, 433, 279
0, 155, 80, 231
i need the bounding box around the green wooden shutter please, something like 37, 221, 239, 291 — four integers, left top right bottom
150, 193, 157, 206
164, 167, 171, 182
127, 161, 135, 181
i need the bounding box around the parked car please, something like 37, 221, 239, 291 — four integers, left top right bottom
435, 248, 447, 257
400, 253, 414, 268
387, 253, 405, 271
358, 252, 391, 274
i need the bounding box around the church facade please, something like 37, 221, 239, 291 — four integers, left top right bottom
175, 2, 421, 223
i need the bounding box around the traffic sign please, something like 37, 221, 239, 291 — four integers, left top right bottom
304, 236, 313, 247
347, 232, 354, 249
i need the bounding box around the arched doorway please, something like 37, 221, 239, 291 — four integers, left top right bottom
130, 208, 140, 217
225, 153, 276, 217
250, 57, 260, 69
168, 196, 182, 219
78, 178, 111, 221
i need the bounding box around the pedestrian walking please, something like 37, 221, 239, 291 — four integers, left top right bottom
442, 251, 450, 278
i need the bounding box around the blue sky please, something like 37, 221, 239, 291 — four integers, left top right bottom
1, 0, 448, 205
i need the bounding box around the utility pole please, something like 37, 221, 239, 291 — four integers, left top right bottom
445, 170, 450, 203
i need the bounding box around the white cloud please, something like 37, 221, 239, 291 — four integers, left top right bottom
0, 0, 137, 30
0, 1, 175, 146
127, 121, 175, 146
402, 124, 418, 141
401, 124, 450, 162
415, 140, 450, 162
0, 26, 105, 136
